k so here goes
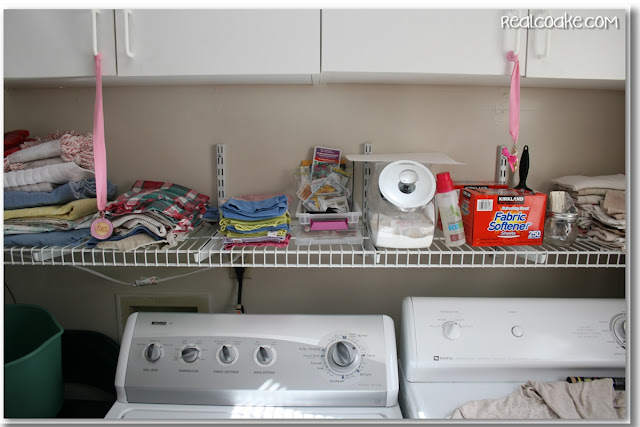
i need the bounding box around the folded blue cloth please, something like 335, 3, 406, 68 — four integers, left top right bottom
224, 223, 290, 234
4, 178, 118, 210
3, 228, 91, 247
86, 226, 162, 248
220, 195, 288, 220
203, 206, 219, 222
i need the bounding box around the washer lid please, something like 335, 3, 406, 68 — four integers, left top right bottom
378, 160, 436, 209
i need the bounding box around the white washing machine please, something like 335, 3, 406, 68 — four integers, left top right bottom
399, 297, 626, 419
106, 312, 402, 420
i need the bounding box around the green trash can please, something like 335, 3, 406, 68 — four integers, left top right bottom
4, 304, 64, 418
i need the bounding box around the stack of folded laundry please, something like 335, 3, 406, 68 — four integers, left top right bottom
3, 178, 117, 247
218, 194, 292, 250
551, 174, 626, 251
88, 180, 210, 251
4, 130, 95, 192
3, 129, 114, 247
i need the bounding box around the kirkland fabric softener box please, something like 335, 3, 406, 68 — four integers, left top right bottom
460, 188, 547, 247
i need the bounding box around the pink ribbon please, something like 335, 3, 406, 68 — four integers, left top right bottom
502, 146, 518, 171
93, 52, 107, 212
506, 50, 520, 172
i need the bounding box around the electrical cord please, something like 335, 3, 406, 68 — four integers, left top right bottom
5, 281, 17, 304
235, 267, 245, 313
72, 265, 215, 286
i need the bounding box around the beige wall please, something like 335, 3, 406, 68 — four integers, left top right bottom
3, 84, 626, 342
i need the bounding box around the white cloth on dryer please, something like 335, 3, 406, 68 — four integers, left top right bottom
451, 378, 625, 420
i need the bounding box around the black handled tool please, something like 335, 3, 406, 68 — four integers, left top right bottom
514, 145, 533, 193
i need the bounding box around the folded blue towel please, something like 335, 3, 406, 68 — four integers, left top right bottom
4, 228, 91, 247
86, 226, 162, 248
220, 195, 288, 220
203, 206, 220, 222
4, 178, 118, 210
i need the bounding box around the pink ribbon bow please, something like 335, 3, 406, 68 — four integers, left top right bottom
502, 146, 518, 172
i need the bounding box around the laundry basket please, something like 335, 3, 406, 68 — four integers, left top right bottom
4, 304, 64, 418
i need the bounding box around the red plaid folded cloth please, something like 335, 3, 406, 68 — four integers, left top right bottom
104, 180, 210, 232
224, 234, 291, 250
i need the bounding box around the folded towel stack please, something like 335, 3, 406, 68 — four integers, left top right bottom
551, 174, 626, 251
88, 180, 210, 252
3, 178, 118, 247
218, 194, 292, 250
4, 130, 95, 192
3, 129, 113, 247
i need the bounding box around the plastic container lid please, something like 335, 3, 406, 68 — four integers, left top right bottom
548, 211, 579, 221
378, 160, 436, 209
436, 172, 455, 193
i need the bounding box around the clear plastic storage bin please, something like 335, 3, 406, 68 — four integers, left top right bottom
295, 202, 364, 245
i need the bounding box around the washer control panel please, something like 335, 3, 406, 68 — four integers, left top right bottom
117, 313, 398, 407
401, 297, 626, 382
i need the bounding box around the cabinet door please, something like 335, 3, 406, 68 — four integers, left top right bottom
114, 10, 320, 83
4, 10, 117, 79
321, 10, 527, 82
526, 10, 625, 80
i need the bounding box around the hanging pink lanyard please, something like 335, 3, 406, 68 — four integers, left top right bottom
90, 52, 113, 239
502, 50, 520, 172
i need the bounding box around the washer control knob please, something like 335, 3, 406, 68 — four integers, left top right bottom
442, 321, 462, 340
145, 343, 162, 362
331, 341, 356, 367
256, 346, 273, 365
181, 347, 199, 363
218, 345, 236, 364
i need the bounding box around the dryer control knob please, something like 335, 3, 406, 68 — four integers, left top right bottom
255, 346, 274, 365
218, 345, 236, 364
610, 313, 626, 348
181, 347, 199, 363
442, 321, 462, 340
330, 341, 356, 367
145, 343, 162, 362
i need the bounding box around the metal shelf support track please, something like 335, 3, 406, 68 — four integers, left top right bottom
4, 225, 625, 269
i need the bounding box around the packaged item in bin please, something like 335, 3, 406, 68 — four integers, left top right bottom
310, 146, 342, 182
460, 188, 547, 247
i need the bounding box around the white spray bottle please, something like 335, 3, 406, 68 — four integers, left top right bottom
435, 172, 466, 247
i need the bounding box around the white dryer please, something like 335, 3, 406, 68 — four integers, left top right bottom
399, 297, 626, 419
106, 312, 402, 420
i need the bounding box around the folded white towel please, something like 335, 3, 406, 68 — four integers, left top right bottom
6, 139, 61, 164
552, 174, 625, 192
4, 162, 94, 189
573, 195, 605, 205
4, 182, 57, 192
602, 190, 625, 215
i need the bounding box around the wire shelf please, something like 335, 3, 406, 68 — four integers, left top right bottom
3, 223, 625, 268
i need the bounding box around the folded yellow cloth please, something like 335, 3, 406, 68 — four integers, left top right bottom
219, 212, 291, 232
224, 228, 288, 238
4, 198, 98, 221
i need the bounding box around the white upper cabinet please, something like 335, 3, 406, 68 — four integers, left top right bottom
321, 10, 527, 83
114, 10, 320, 83
525, 10, 625, 81
4, 10, 117, 79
